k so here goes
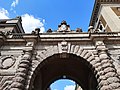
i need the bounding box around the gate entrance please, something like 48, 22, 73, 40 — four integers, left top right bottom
32, 54, 98, 90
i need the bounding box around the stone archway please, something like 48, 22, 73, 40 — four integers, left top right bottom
32, 53, 98, 90
29, 43, 99, 90
9, 42, 120, 90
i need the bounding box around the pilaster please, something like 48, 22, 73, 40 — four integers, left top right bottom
9, 42, 34, 90
95, 40, 120, 90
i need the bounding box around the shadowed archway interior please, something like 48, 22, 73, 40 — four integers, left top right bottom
32, 54, 98, 90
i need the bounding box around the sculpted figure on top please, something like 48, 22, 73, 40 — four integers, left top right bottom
58, 20, 71, 32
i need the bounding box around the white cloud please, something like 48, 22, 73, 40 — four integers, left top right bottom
69, 80, 75, 84
0, 8, 45, 33
11, 0, 19, 8
22, 14, 45, 33
64, 85, 75, 90
0, 8, 9, 19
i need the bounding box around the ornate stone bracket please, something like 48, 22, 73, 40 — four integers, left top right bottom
58, 40, 70, 58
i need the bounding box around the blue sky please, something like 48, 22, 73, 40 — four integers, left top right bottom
0, 0, 95, 90
0, 0, 95, 33
50, 79, 76, 90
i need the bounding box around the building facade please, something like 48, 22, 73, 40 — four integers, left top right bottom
0, 0, 120, 90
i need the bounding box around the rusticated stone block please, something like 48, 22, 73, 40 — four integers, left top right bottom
76, 48, 83, 56
73, 45, 80, 54
17, 68, 28, 73
107, 77, 120, 84
53, 45, 59, 54
101, 59, 111, 64
19, 60, 30, 64
13, 77, 25, 83
18, 63, 29, 68
94, 62, 102, 69
10, 88, 22, 90
84, 52, 92, 59
101, 63, 113, 69
80, 50, 88, 57
99, 75, 107, 81
11, 82, 24, 88
15, 72, 26, 78
103, 67, 115, 73
38, 51, 47, 60
98, 71, 105, 75
99, 53, 109, 60
87, 55, 95, 62
109, 83, 120, 89
100, 85, 112, 90
90, 59, 98, 65
99, 80, 109, 86
70, 45, 75, 53
104, 72, 116, 78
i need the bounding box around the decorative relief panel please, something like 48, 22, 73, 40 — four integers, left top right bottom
0, 55, 16, 69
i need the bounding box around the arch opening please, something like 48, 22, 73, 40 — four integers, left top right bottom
50, 79, 81, 90
32, 54, 98, 90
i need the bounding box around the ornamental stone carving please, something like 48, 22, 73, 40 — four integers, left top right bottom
95, 40, 120, 90
9, 42, 34, 90
0, 55, 16, 69
58, 20, 71, 32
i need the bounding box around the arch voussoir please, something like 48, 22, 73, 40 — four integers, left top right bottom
38, 51, 47, 60
73, 45, 80, 54
86, 55, 95, 62
80, 50, 88, 58
44, 46, 55, 57
70, 45, 75, 53
53, 45, 59, 54
84, 52, 92, 59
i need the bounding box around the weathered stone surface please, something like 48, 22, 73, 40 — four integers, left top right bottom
76, 48, 83, 56
11, 82, 24, 88
73, 45, 80, 54
80, 50, 88, 57
70, 45, 75, 53
1, 2, 120, 90
14, 77, 25, 83
100, 85, 112, 90
10, 88, 22, 90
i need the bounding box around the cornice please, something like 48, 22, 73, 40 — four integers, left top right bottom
4, 32, 120, 43
89, 0, 120, 27
0, 17, 25, 33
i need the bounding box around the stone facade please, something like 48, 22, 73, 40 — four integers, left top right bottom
0, 0, 120, 90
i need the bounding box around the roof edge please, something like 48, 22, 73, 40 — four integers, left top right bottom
89, 0, 120, 27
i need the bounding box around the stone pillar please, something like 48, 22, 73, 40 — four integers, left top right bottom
9, 42, 34, 90
95, 41, 120, 90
